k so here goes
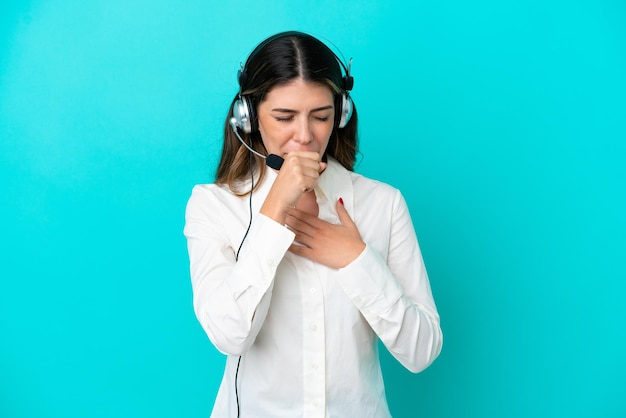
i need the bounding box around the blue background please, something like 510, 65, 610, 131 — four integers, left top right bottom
1, 1, 625, 417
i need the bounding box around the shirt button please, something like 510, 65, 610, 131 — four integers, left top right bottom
310, 287, 316, 293
312, 363, 318, 370
310, 323, 317, 331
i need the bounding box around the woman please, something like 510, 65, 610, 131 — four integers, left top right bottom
184, 31, 442, 417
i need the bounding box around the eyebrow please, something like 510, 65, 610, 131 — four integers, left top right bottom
271, 105, 334, 113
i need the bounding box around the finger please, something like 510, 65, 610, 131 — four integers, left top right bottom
283, 152, 322, 168
335, 198, 355, 226
291, 231, 315, 249
280, 158, 322, 190
285, 152, 326, 176
281, 160, 320, 178
288, 243, 311, 257
287, 208, 324, 229
286, 151, 321, 161
285, 221, 311, 242
285, 211, 318, 237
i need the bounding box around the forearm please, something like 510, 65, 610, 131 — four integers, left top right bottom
335, 245, 443, 372
192, 263, 276, 356
188, 214, 295, 355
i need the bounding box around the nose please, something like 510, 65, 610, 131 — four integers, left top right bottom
292, 117, 313, 145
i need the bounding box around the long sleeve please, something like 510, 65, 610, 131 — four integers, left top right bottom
184, 185, 295, 356
335, 188, 443, 373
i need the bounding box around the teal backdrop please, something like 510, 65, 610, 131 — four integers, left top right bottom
1, 0, 624, 417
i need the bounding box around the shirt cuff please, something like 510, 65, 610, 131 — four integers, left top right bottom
335, 245, 404, 318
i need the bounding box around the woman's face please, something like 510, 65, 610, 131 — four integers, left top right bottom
257, 78, 335, 159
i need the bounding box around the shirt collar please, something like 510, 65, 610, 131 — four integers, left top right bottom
315, 157, 354, 220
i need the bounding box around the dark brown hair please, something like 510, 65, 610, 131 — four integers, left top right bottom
215, 31, 358, 195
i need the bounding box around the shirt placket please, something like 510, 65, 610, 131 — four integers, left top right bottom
301, 259, 326, 418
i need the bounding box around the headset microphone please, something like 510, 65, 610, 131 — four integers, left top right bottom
265, 154, 284, 170
229, 118, 285, 170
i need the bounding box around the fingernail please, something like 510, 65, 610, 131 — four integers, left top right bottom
339, 197, 344, 205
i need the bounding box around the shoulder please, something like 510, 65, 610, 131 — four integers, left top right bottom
327, 158, 401, 200
349, 170, 403, 202
185, 183, 240, 217
184, 182, 248, 241
188, 182, 232, 203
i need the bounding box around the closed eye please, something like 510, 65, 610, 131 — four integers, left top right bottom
274, 116, 330, 122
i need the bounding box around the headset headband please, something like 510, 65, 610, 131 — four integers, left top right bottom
237, 31, 354, 93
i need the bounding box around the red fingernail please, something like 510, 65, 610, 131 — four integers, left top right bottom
339, 197, 344, 205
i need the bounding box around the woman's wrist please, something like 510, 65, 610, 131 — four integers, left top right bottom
260, 197, 293, 225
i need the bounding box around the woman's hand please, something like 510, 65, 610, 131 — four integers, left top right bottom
285, 199, 366, 269
260, 151, 327, 224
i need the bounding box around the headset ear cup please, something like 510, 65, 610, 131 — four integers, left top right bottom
233, 96, 256, 134
337, 94, 353, 129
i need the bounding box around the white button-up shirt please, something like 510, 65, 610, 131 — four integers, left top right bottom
184, 158, 443, 417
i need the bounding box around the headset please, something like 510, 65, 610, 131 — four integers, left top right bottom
229, 31, 355, 171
